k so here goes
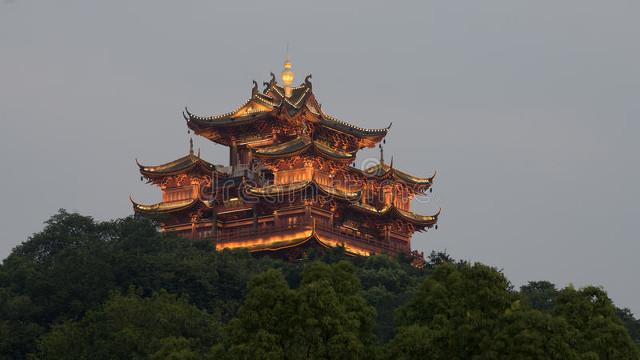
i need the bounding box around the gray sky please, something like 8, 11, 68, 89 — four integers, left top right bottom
1, 0, 639, 312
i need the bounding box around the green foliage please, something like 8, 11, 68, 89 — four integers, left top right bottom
223, 262, 376, 359
1, 210, 639, 359
356, 255, 422, 341
520, 280, 559, 312
617, 307, 640, 346
0, 210, 274, 358
391, 262, 517, 359
553, 286, 640, 359
478, 309, 578, 359
37, 288, 219, 359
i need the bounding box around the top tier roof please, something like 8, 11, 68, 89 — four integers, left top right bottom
184, 73, 390, 142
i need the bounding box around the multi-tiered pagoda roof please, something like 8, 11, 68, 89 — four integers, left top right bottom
132, 58, 440, 262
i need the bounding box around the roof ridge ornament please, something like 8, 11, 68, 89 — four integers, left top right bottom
263, 72, 276, 92
251, 80, 258, 97
304, 74, 312, 89
269, 72, 276, 85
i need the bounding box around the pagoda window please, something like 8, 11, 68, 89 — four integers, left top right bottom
275, 167, 313, 185
163, 187, 194, 202
315, 171, 332, 187
393, 188, 410, 211
383, 187, 393, 206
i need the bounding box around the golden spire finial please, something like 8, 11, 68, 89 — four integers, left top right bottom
281, 45, 294, 97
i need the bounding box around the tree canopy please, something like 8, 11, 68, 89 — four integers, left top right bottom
0, 210, 638, 359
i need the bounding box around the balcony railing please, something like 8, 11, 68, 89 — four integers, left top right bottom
205, 214, 409, 255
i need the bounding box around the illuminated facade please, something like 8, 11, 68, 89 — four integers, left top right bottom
132, 60, 440, 260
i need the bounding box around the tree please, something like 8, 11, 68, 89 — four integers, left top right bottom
3, 210, 640, 359
553, 286, 640, 359
0, 210, 116, 357
295, 261, 376, 359
37, 288, 220, 360
426, 250, 455, 268
478, 309, 578, 359
356, 255, 420, 341
383, 324, 451, 360
0, 211, 274, 358
616, 307, 640, 346
224, 268, 296, 359
223, 262, 376, 360
392, 262, 517, 358
0, 289, 43, 358
520, 281, 558, 312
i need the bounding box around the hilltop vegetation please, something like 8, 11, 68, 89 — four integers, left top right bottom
1, 210, 639, 359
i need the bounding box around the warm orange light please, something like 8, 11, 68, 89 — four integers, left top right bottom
215, 229, 313, 251
281, 58, 294, 97
314, 232, 372, 256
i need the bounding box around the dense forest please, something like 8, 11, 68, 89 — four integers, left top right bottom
1, 210, 639, 359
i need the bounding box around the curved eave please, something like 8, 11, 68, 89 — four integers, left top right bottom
315, 183, 361, 201
243, 180, 312, 197
392, 169, 436, 187
243, 180, 360, 201
252, 137, 355, 162
319, 113, 390, 139
137, 155, 217, 178
394, 208, 440, 226
247, 232, 315, 253
312, 141, 355, 161
184, 107, 271, 129
252, 136, 312, 158
362, 164, 435, 188
312, 232, 371, 257
349, 203, 440, 226
247, 233, 365, 257
130, 197, 212, 214
350, 203, 393, 216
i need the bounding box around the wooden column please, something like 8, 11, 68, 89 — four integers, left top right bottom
252, 205, 258, 231
190, 214, 198, 239
211, 212, 217, 244
362, 181, 367, 205
230, 142, 238, 170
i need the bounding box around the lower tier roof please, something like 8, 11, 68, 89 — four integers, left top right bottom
130, 197, 213, 214
350, 203, 440, 227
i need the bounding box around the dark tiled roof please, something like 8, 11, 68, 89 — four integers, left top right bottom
137, 153, 217, 177
362, 163, 435, 187
185, 75, 390, 140
252, 136, 355, 161
349, 203, 440, 226
130, 198, 213, 214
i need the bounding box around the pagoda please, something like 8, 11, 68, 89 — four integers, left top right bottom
131, 58, 440, 260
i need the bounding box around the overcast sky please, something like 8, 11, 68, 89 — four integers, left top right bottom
1, 0, 638, 312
